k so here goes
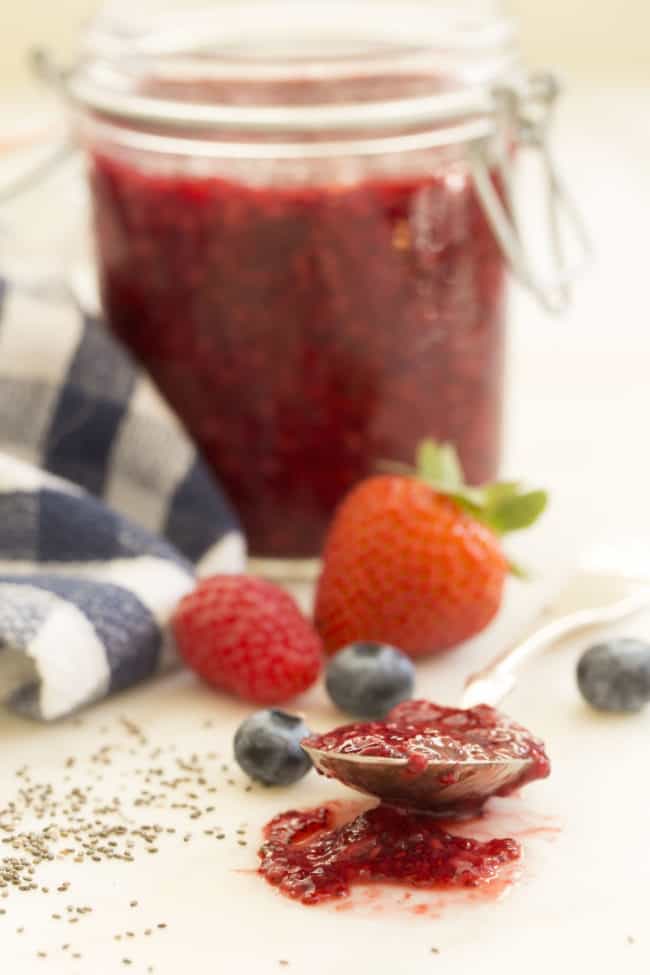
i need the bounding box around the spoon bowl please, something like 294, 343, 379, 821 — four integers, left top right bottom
303, 745, 532, 815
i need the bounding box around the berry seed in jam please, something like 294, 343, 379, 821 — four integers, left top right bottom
90, 153, 506, 557
259, 802, 520, 906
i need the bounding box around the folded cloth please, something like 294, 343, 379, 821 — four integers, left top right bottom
0, 278, 246, 720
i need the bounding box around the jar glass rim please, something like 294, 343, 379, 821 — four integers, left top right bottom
67, 0, 520, 134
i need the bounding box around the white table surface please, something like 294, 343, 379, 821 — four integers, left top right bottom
1, 85, 650, 974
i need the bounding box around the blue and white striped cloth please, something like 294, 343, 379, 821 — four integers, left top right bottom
0, 278, 246, 720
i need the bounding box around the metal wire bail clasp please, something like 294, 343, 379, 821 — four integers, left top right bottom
469, 71, 592, 314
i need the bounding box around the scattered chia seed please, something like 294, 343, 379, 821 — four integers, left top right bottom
1, 716, 249, 954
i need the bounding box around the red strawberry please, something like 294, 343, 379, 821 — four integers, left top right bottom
314, 442, 547, 657
173, 575, 322, 704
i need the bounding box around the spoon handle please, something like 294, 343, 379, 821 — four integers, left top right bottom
461, 588, 650, 709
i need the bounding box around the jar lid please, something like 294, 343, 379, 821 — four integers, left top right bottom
64, 0, 521, 136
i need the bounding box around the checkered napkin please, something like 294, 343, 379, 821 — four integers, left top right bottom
0, 278, 246, 720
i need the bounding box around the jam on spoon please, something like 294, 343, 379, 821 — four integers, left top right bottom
302, 699, 551, 814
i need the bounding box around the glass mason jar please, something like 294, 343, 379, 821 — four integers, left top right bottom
51, 0, 585, 565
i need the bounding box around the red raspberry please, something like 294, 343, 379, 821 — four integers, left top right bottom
172, 575, 322, 705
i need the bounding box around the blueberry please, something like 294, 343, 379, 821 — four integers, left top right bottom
325, 641, 415, 719
577, 639, 650, 712
233, 709, 312, 786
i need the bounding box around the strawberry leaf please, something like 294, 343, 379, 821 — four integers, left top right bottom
416, 440, 463, 490
507, 558, 530, 579
417, 443, 486, 513
484, 481, 521, 507
435, 443, 465, 490
486, 490, 549, 535
444, 486, 488, 513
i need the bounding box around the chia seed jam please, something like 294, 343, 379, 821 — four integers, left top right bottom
305, 699, 551, 787
259, 801, 520, 905
90, 153, 506, 557
260, 700, 550, 905
304, 699, 551, 811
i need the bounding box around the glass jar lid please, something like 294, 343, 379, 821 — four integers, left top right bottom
64, 0, 521, 136
24, 1, 587, 312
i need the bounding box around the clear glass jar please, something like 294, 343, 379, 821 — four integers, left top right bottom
60, 1, 585, 562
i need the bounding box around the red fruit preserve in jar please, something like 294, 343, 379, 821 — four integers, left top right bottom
90, 155, 505, 558
68, 2, 578, 560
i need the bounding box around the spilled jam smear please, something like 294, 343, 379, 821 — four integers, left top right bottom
259, 802, 520, 905
259, 701, 551, 905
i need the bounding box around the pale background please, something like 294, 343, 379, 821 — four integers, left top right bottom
1, 3, 650, 974
1, 0, 649, 90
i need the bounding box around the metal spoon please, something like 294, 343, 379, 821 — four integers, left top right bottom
303, 570, 650, 814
